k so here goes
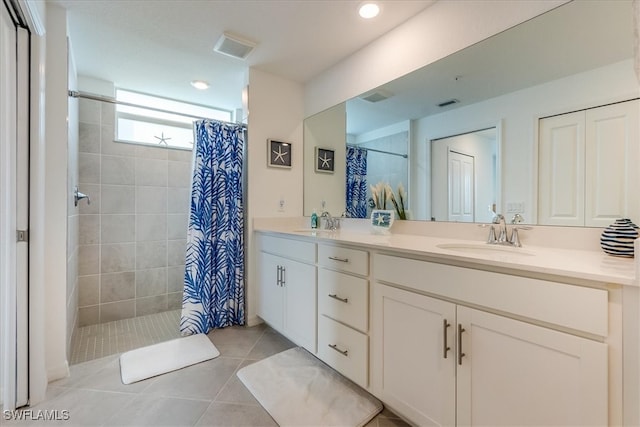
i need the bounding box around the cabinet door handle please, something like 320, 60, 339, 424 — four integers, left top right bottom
328, 256, 349, 263
328, 343, 348, 357
457, 324, 466, 365
443, 319, 451, 359
281, 265, 286, 286
276, 265, 281, 286
328, 294, 348, 303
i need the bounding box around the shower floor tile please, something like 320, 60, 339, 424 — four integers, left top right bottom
70, 310, 182, 365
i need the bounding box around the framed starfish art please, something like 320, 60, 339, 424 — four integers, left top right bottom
267, 139, 292, 168
315, 147, 335, 173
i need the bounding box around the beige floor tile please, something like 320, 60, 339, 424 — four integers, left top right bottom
245, 330, 296, 360
195, 402, 278, 427
141, 357, 241, 400
104, 395, 210, 426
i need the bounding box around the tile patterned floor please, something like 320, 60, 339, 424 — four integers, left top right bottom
8, 322, 410, 426
70, 310, 182, 365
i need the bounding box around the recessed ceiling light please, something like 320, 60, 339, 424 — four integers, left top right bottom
191, 80, 210, 90
359, 2, 380, 19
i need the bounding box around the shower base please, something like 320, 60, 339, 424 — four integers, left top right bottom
70, 309, 182, 365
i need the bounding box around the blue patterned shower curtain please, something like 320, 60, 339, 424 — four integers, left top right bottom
180, 120, 245, 335
346, 146, 368, 218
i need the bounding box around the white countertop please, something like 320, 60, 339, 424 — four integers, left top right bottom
254, 222, 637, 287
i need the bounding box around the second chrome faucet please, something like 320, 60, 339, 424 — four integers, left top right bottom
487, 213, 529, 247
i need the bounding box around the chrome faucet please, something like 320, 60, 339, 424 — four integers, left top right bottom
487, 213, 529, 247
320, 211, 340, 230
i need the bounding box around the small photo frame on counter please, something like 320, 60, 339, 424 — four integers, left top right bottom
315, 147, 335, 173
267, 139, 292, 168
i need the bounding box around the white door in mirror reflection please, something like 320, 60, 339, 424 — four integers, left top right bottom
448, 150, 475, 222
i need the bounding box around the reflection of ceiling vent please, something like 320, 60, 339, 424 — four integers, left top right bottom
360, 89, 393, 103
213, 32, 257, 60
438, 99, 459, 108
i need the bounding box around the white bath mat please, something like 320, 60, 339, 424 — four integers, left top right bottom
119, 333, 219, 384
237, 347, 382, 427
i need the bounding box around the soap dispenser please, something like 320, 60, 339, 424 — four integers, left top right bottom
311, 209, 318, 229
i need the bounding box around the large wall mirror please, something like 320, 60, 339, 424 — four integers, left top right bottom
303, 0, 638, 226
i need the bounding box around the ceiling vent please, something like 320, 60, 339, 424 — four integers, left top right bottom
359, 89, 393, 103
437, 99, 460, 108
213, 32, 257, 60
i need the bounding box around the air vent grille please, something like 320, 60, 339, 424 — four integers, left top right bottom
438, 99, 459, 108
213, 32, 257, 60
360, 89, 393, 103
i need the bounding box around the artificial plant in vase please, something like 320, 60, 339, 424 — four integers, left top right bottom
369, 182, 407, 220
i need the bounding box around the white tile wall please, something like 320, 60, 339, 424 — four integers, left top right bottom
77, 99, 192, 326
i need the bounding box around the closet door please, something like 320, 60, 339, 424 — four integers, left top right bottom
585, 100, 639, 227
538, 111, 585, 226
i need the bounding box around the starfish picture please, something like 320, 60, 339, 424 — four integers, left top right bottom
319, 153, 332, 168
154, 132, 172, 146
272, 145, 289, 164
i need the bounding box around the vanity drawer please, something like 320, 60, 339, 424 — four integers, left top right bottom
318, 269, 368, 333
318, 244, 368, 276
373, 253, 608, 337
317, 315, 368, 388
258, 234, 316, 264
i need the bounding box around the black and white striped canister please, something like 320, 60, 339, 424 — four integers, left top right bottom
600, 218, 639, 257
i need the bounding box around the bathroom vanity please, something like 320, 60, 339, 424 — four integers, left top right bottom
254, 220, 638, 426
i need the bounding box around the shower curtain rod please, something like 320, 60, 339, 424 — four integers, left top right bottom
347, 144, 408, 159
68, 90, 247, 128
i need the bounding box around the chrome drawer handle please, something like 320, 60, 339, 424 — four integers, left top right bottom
328, 343, 348, 356
328, 256, 349, 263
443, 319, 451, 359
328, 294, 348, 303
458, 324, 466, 366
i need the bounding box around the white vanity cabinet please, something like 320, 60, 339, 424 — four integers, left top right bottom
256, 234, 317, 353
316, 244, 370, 388
372, 253, 609, 426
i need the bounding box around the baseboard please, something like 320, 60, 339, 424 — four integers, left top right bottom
47, 361, 70, 383
246, 315, 264, 328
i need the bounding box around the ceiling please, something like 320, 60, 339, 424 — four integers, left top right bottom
53, 0, 435, 114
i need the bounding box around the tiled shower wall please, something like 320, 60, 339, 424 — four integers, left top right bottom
76, 98, 192, 326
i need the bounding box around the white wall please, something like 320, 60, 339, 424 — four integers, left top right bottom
246, 68, 304, 325
304, 0, 567, 117
412, 59, 639, 223
44, 3, 69, 382
27, 0, 48, 406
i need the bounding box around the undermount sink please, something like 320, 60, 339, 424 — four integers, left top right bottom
436, 243, 535, 257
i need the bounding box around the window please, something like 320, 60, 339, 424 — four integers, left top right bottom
115, 89, 233, 150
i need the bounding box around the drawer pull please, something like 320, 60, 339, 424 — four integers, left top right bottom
328, 343, 349, 357
328, 294, 349, 303
458, 324, 466, 366
328, 256, 349, 263
443, 319, 451, 359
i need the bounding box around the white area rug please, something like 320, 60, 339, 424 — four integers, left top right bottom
237, 347, 383, 427
119, 333, 219, 384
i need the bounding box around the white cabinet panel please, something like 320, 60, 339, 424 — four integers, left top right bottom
538, 111, 585, 226
318, 268, 368, 333
318, 244, 368, 276
371, 283, 456, 426
257, 252, 284, 330
282, 257, 317, 353
317, 315, 368, 388
257, 235, 316, 354
585, 100, 639, 227
456, 306, 608, 427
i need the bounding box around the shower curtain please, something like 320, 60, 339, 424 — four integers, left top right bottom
346, 146, 368, 218
180, 119, 245, 335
